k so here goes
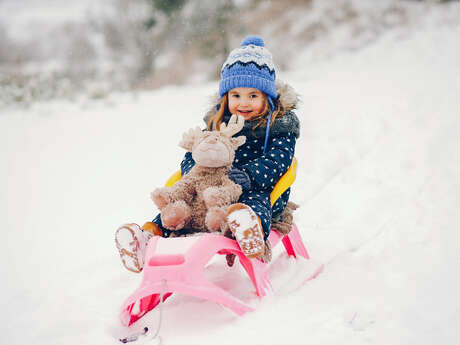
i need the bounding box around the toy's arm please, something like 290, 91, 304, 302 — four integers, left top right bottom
165, 176, 196, 203
203, 181, 242, 209
151, 175, 196, 209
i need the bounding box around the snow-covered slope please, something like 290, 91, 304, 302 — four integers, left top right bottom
1, 9, 460, 345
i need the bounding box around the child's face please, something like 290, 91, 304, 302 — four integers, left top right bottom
228, 88, 266, 120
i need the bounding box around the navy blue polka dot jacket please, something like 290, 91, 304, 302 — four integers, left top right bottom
180, 81, 300, 238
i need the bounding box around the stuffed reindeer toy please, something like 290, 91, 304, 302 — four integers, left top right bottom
151, 115, 246, 233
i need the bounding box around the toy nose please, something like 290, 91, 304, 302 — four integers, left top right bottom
206, 137, 218, 144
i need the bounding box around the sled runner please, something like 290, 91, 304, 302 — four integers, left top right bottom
119, 158, 323, 326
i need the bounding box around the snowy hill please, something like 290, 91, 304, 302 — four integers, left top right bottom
1, 4, 460, 345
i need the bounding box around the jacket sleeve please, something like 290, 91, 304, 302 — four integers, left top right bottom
180, 151, 195, 176
240, 131, 297, 191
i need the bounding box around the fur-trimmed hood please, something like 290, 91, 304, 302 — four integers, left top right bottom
203, 80, 300, 139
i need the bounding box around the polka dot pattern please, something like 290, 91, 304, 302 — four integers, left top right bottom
180, 151, 195, 176
238, 132, 296, 191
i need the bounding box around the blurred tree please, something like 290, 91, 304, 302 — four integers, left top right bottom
91, 0, 161, 81
0, 23, 39, 71
185, 0, 241, 77
90, 0, 247, 85
144, 0, 187, 30
0, 24, 13, 63
61, 23, 97, 81
149, 0, 187, 16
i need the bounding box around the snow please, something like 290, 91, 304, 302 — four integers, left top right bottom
2, 6, 460, 345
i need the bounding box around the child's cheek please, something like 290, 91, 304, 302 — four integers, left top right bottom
228, 101, 237, 115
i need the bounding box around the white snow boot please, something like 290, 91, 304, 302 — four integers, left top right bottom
226, 203, 265, 259
115, 223, 154, 273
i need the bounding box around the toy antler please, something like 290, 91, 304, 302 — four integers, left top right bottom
220, 115, 245, 137
179, 126, 203, 151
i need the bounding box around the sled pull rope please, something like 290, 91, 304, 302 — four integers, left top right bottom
150, 279, 166, 343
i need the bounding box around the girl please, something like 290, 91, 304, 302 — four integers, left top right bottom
115, 35, 300, 273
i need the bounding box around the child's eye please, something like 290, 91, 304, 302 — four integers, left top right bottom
231, 94, 240, 98
250, 94, 258, 98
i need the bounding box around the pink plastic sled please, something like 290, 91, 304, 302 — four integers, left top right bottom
119, 223, 323, 326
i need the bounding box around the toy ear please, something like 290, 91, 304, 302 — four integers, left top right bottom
231, 135, 246, 148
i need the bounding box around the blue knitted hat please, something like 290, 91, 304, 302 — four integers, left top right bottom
219, 35, 277, 153
219, 35, 277, 101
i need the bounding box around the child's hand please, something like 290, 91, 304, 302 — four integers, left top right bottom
228, 168, 251, 191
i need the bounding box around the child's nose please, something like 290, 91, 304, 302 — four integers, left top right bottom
240, 97, 249, 106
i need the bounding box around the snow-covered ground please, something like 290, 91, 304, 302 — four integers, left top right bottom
2, 7, 460, 345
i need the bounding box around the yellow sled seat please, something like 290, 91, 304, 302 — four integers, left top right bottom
164, 157, 298, 207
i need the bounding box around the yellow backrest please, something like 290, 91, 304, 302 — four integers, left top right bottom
269, 157, 297, 207
165, 170, 183, 188
165, 157, 298, 207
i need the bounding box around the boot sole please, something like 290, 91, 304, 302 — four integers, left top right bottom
226, 204, 265, 259
115, 224, 143, 273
